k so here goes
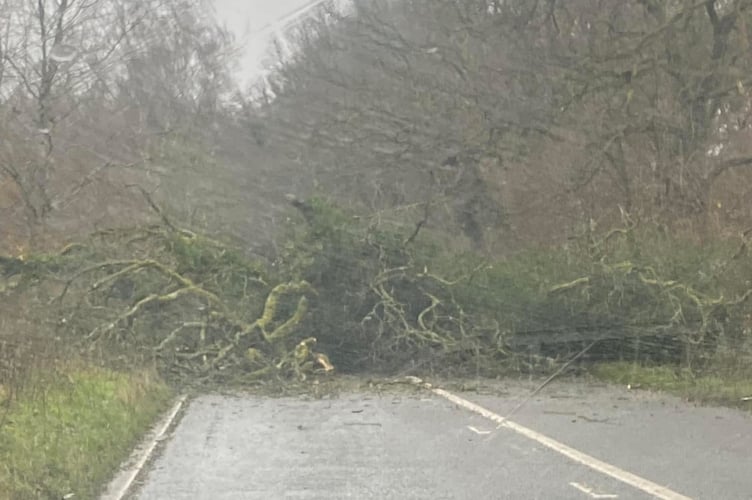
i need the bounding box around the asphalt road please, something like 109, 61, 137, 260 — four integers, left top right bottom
128, 379, 752, 499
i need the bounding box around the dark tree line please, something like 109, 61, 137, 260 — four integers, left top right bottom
247, 0, 752, 250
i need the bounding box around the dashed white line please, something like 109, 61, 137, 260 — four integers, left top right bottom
428, 385, 692, 500
570, 481, 619, 498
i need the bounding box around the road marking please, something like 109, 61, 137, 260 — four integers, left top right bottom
467, 425, 491, 435
430, 386, 692, 500
101, 394, 187, 500
570, 481, 619, 498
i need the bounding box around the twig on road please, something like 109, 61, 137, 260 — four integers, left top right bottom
495, 340, 598, 428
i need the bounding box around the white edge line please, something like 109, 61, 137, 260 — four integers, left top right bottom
101, 394, 187, 500
431, 387, 692, 500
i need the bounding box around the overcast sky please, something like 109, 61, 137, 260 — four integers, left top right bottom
213, 0, 313, 84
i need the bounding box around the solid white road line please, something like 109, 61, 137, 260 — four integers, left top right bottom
100, 395, 187, 500
430, 386, 692, 500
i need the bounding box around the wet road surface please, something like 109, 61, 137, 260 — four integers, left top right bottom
129, 380, 752, 499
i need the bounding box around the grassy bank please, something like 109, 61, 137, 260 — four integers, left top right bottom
0, 365, 172, 500
592, 362, 752, 410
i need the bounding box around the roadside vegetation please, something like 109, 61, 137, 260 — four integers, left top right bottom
0, 364, 171, 499
593, 363, 752, 409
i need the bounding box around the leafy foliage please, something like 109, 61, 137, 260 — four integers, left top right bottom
277, 199, 752, 375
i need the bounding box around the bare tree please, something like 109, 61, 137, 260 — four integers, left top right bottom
532, 0, 752, 233
250, 0, 568, 251
0, 0, 236, 250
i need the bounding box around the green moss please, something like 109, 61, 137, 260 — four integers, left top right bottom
0, 367, 172, 500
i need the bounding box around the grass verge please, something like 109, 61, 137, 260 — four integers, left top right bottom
592, 362, 752, 410
0, 365, 172, 500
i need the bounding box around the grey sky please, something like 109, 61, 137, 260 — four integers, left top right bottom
213, 0, 313, 84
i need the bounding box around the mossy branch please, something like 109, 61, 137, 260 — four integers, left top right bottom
549, 277, 590, 294
264, 296, 309, 342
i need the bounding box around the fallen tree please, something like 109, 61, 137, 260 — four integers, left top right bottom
2, 198, 751, 385
1, 225, 331, 385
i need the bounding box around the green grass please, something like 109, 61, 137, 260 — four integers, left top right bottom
0, 366, 172, 500
592, 362, 752, 409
